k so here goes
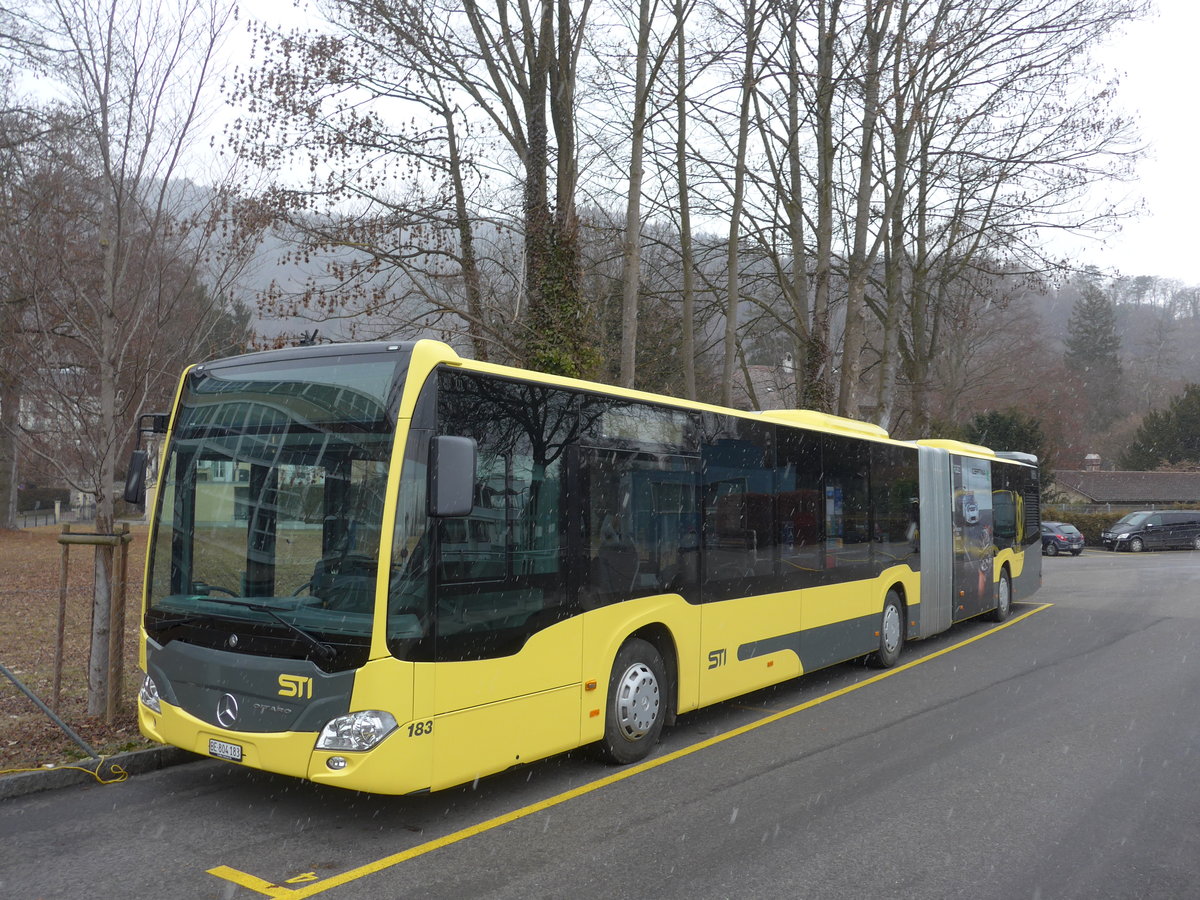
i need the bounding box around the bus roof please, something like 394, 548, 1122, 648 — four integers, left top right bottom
916, 438, 997, 459
756, 409, 891, 441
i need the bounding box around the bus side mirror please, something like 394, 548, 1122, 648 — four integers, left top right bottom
429, 436, 476, 517
123, 411, 168, 507
124, 450, 148, 505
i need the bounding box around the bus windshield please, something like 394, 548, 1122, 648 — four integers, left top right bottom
144, 349, 406, 668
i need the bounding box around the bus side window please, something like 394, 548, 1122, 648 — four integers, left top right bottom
823, 434, 871, 574
701, 417, 774, 600
437, 452, 507, 584
584, 448, 698, 604
993, 490, 1017, 545
870, 442, 919, 564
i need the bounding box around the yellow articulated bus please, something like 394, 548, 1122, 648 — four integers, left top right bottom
127, 340, 1041, 794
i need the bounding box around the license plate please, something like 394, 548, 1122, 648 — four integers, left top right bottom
209, 738, 243, 762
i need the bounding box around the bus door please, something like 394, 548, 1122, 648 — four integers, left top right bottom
951, 456, 994, 620
422, 431, 584, 788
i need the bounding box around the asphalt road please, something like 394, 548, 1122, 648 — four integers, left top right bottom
3, 548, 1199, 900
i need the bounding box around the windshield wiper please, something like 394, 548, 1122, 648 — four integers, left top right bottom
198, 597, 336, 662
150, 614, 208, 629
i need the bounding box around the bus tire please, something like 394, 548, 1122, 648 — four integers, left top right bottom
598, 638, 667, 765
868, 590, 904, 669
989, 567, 1013, 622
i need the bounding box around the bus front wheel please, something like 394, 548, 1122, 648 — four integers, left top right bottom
868, 590, 905, 669
598, 638, 667, 765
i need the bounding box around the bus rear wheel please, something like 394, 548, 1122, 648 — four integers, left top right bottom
989, 568, 1012, 622
598, 638, 667, 765
868, 591, 904, 669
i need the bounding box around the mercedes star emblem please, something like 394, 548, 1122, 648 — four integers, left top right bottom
216, 693, 239, 728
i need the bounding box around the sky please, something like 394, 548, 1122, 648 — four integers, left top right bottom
23, 0, 1186, 287
1062, 2, 1200, 285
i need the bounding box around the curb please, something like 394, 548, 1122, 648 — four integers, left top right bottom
0, 746, 201, 802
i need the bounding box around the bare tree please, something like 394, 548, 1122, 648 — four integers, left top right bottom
237, 0, 599, 376
8, 0, 249, 715
892, 0, 1145, 433
227, 2, 509, 359
211, 0, 1149, 434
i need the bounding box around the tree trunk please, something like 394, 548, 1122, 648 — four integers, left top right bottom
619, 0, 652, 388
784, 0, 810, 411
0, 371, 18, 529
811, 0, 841, 413
675, 0, 697, 401
875, 194, 906, 431
513, 0, 593, 379
721, 1, 758, 409
521, 2, 556, 372
89, 232, 119, 717
907, 129, 934, 434
874, 0, 919, 432
444, 101, 488, 362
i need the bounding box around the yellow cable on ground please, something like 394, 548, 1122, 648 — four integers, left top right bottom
0, 758, 129, 785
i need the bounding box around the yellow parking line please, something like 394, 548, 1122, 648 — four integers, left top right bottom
208, 602, 1052, 897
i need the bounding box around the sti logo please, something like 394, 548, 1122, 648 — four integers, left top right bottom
278, 674, 314, 699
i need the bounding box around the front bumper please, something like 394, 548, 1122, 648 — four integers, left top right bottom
139, 699, 432, 794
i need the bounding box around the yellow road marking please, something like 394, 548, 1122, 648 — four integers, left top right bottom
209, 602, 1052, 897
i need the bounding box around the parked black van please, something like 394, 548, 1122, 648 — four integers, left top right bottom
1101, 510, 1200, 552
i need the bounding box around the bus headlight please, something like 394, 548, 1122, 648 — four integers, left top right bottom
139, 674, 162, 714
316, 711, 398, 751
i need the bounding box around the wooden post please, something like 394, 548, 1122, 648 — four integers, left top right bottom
118, 524, 130, 699
54, 524, 71, 714
58, 529, 131, 724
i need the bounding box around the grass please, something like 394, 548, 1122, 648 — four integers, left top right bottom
0, 524, 154, 775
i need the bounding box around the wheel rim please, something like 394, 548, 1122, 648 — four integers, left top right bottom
614, 662, 660, 741
1131, 538, 1144, 552
1193, 536, 1200, 551
881, 602, 902, 654
998, 575, 1011, 615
